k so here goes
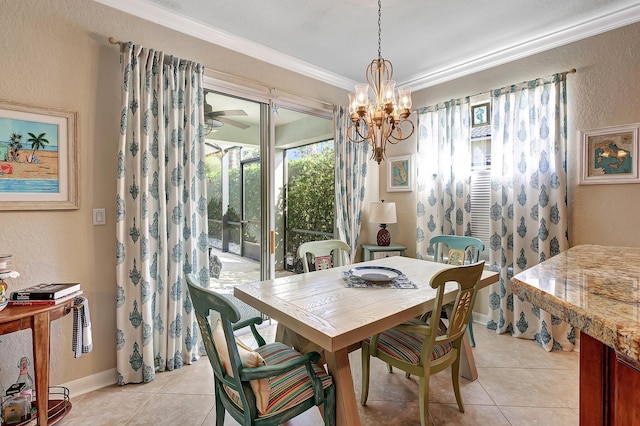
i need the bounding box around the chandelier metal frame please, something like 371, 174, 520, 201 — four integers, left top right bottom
348, 0, 414, 164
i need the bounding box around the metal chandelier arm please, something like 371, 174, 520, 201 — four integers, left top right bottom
387, 118, 415, 144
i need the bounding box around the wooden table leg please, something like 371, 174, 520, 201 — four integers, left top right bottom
459, 332, 478, 381
32, 311, 51, 426
275, 322, 287, 345
324, 348, 361, 426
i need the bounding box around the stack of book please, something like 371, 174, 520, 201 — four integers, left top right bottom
8, 283, 82, 306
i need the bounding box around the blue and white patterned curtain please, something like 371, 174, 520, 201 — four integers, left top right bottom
334, 105, 368, 261
416, 99, 472, 259
486, 74, 573, 351
116, 43, 209, 385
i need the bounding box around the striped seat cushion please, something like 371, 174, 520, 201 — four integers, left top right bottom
223, 342, 333, 417
366, 318, 453, 365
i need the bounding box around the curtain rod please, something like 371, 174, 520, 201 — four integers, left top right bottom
427, 67, 578, 110
479, 68, 577, 99
108, 37, 334, 108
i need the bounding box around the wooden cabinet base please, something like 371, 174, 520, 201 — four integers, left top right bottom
580, 333, 640, 425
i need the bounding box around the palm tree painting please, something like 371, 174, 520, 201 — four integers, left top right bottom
26, 132, 49, 163
0, 102, 77, 209
8, 133, 22, 161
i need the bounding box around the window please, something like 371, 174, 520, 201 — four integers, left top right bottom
470, 99, 491, 261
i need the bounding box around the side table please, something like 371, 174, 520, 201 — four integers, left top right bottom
361, 244, 406, 261
0, 302, 74, 425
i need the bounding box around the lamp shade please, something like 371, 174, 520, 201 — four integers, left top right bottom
369, 201, 397, 224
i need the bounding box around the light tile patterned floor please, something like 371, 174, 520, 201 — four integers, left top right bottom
59, 324, 579, 426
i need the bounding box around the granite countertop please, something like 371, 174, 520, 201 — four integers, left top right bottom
511, 244, 640, 362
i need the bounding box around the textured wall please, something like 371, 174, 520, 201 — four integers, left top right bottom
381, 22, 640, 317
0, 0, 349, 389
1, 0, 638, 389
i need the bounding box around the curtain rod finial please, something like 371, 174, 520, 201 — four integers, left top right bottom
108, 37, 120, 45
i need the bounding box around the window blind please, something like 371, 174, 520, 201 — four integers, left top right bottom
470, 169, 491, 262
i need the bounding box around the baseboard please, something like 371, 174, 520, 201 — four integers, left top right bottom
472, 312, 490, 326
60, 368, 117, 398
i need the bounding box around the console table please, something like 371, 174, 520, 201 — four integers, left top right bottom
361, 243, 406, 261
0, 301, 74, 425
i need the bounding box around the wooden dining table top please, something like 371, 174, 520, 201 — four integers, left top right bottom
234, 256, 499, 353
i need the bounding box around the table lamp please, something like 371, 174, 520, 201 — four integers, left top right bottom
369, 201, 397, 246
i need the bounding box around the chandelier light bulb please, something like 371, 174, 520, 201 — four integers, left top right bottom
355, 84, 369, 107
348, 93, 357, 114
398, 87, 412, 110
382, 80, 396, 104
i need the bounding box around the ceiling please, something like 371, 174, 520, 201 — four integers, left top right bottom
99, 0, 640, 91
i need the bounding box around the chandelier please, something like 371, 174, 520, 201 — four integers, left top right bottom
348, 0, 414, 164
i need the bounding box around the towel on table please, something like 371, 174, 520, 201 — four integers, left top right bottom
72, 296, 93, 358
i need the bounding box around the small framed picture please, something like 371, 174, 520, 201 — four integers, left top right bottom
579, 123, 640, 185
387, 155, 412, 192
471, 102, 490, 128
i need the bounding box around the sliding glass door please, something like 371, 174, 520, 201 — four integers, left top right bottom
203, 89, 332, 296
204, 91, 264, 295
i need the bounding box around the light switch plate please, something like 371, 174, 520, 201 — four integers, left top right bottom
93, 208, 106, 225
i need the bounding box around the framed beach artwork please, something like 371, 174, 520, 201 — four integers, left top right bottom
387, 155, 412, 192
0, 100, 78, 210
579, 123, 640, 185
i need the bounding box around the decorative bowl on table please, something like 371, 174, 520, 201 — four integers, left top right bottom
348, 266, 402, 283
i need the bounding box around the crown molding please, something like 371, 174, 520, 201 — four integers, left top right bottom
402, 3, 640, 91
97, 0, 640, 93
94, 0, 356, 91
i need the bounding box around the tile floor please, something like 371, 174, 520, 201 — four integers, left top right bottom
59, 324, 579, 426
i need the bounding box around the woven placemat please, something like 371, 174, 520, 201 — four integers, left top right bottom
341, 271, 417, 289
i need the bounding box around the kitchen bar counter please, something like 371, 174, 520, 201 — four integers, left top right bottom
511, 244, 640, 425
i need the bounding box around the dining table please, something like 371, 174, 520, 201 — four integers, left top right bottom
234, 256, 499, 426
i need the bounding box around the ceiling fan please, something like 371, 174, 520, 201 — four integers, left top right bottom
204, 102, 249, 131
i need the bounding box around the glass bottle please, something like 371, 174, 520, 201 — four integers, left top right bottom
15, 356, 34, 390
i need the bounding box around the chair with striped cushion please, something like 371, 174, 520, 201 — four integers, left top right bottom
360, 262, 485, 426
429, 235, 485, 347
186, 274, 336, 426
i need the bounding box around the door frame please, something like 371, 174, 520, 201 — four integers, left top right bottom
203, 76, 333, 281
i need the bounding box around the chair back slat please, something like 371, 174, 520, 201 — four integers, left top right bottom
186, 274, 247, 395
429, 235, 484, 265
428, 262, 484, 346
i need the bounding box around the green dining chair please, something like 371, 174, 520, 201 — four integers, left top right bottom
186, 274, 336, 426
429, 235, 485, 347
360, 262, 485, 426
298, 239, 351, 273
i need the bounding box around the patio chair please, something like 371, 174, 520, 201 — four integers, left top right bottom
429, 235, 485, 347
185, 274, 336, 426
298, 239, 350, 273
360, 262, 485, 426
